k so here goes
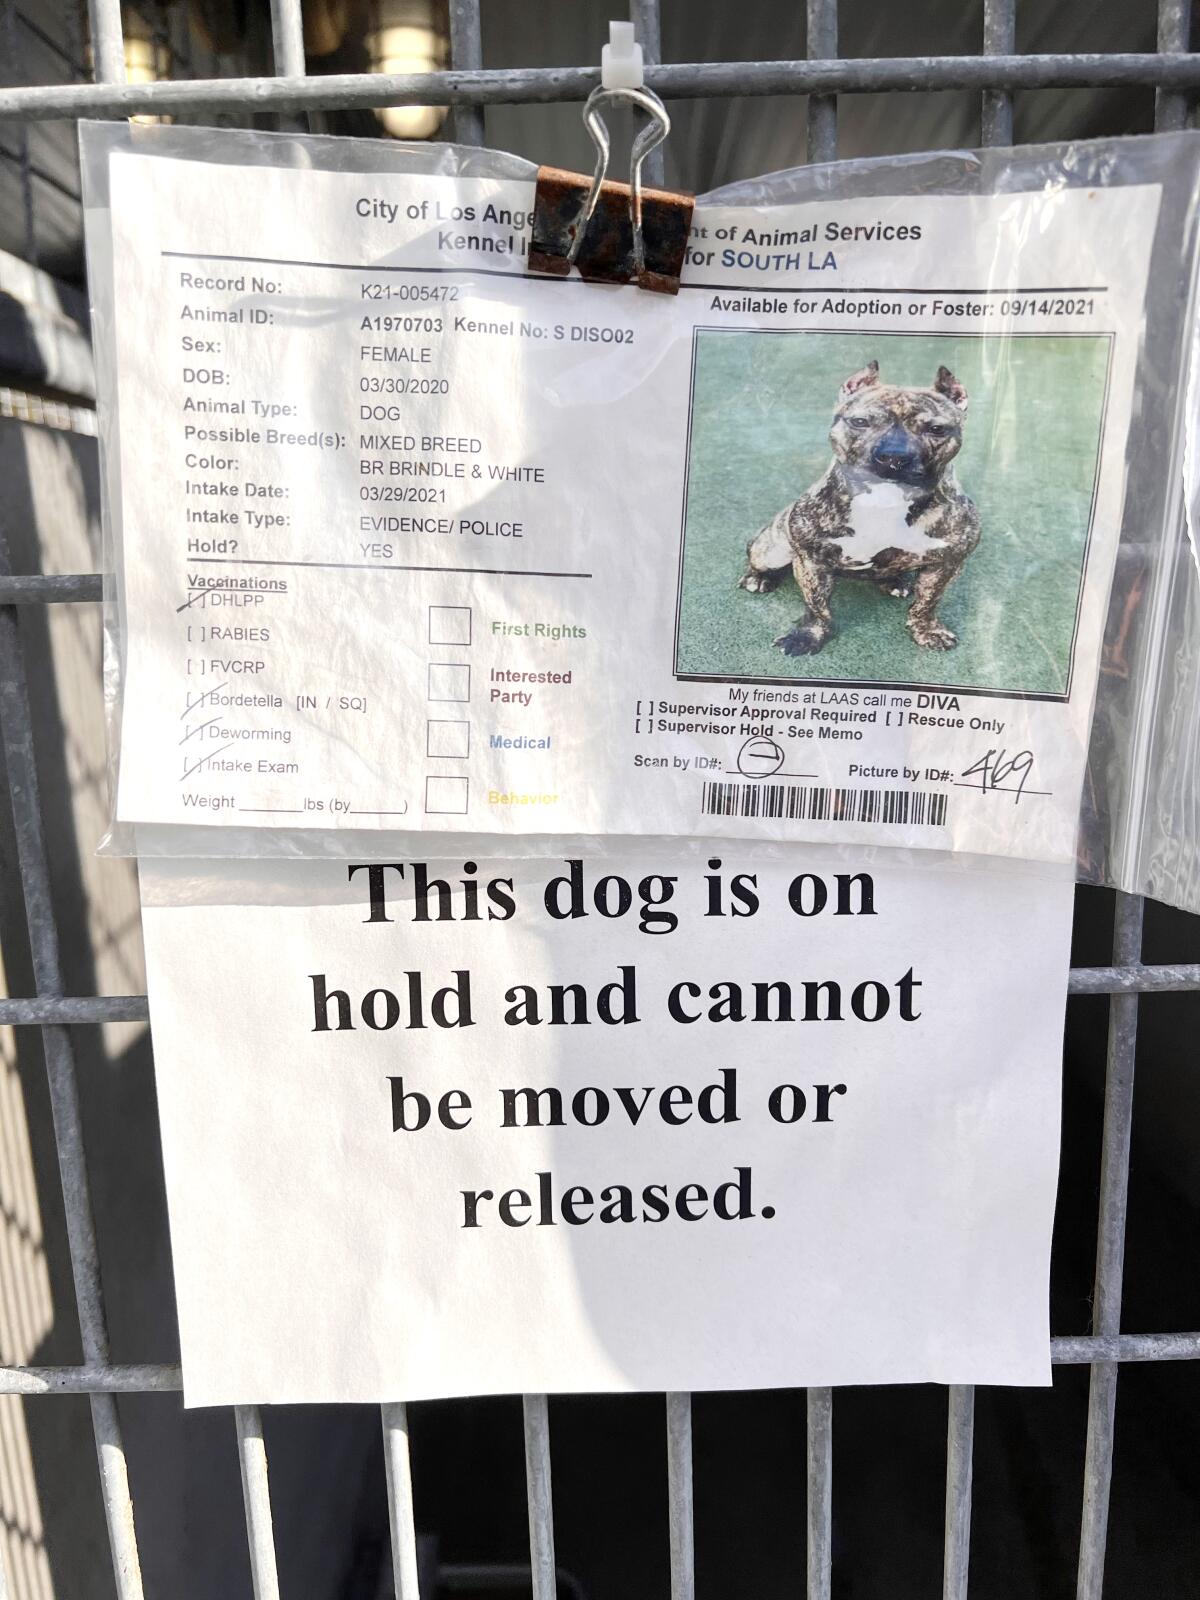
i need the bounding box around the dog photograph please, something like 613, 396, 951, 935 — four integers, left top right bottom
675, 331, 1112, 696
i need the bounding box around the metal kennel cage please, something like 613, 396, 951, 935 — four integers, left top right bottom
1, 1, 1200, 1596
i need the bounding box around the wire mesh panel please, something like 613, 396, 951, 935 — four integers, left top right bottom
0, 2, 1197, 1596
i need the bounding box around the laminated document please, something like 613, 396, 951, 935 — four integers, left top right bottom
84, 124, 1196, 864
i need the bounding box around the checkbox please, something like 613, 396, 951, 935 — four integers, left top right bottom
428, 605, 472, 646
425, 775, 469, 814
428, 663, 471, 703
427, 719, 470, 759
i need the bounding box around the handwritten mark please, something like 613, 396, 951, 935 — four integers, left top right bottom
181, 681, 229, 720
181, 744, 232, 783
956, 747, 1050, 804
175, 588, 209, 614
179, 714, 224, 747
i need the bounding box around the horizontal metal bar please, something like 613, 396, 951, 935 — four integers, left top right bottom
1053, 1332, 1200, 1364
0, 574, 102, 603
4, 964, 1198, 1029
2, 54, 1200, 124
0, 995, 149, 1024
0, 1364, 182, 1393
0, 1333, 1196, 1399
1066, 962, 1200, 994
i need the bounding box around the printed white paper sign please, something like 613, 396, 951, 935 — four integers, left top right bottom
139, 849, 1072, 1404
95, 131, 1159, 864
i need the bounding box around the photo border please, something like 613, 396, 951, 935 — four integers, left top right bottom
672, 326, 1116, 705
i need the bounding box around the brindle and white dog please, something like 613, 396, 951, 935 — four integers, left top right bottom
739, 361, 980, 656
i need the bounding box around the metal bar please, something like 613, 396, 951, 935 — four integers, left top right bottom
665, 1392, 694, 1600
3, 1333, 1199, 1400
0, 537, 145, 1595
522, 1395, 557, 1600
381, 1402, 421, 1600
5, 961, 1200, 1028
806, 0, 838, 163
630, 0, 665, 187
1157, 0, 1192, 131
1076, 893, 1144, 1600
982, 0, 1016, 146
806, 1387, 832, 1600
1053, 1332, 1200, 1363
86, 0, 126, 85
943, 1386, 974, 1600
1066, 963, 1200, 995
0, 1364, 182, 1394
0, 575, 102, 602
0, 995, 149, 1024
235, 1406, 282, 1600
268, 0, 306, 80
448, 0, 484, 146
4, 55, 1200, 124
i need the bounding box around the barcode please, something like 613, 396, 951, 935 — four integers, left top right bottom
700, 781, 948, 826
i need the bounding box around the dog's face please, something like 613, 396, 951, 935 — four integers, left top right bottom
829, 361, 968, 490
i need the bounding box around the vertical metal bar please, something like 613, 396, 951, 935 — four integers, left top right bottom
522, 1395, 557, 1600
982, 0, 1016, 147
1157, 0, 1192, 132
0, 543, 144, 1597
268, 0, 306, 78
235, 1406, 282, 1600
381, 1402, 421, 1599
87, 0, 126, 84
806, 1387, 832, 1600
806, 0, 838, 163
665, 1392, 695, 1600
943, 1386, 975, 1600
630, 0, 665, 187
448, 0, 484, 146
958, 18, 1012, 1576
1076, 892, 1145, 1600
0, 0, 37, 267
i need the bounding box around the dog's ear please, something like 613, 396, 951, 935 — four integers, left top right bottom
838, 360, 880, 402
934, 366, 969, 411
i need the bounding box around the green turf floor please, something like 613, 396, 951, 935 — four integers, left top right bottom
676, 330, 1111, 695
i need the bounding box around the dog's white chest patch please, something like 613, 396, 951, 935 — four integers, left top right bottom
832, 482, 944, 569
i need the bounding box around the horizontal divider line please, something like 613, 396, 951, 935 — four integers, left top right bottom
188, 557, 592, 578
163, 249, 1106, 297
2, 965, 1200, 1026
2, 55, 1200, 123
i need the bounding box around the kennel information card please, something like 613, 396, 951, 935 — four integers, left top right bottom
99, 141, 1160, 863
139, 848, 1072, 1403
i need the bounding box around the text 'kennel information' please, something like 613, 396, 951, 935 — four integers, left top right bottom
97, 138, 1159, 862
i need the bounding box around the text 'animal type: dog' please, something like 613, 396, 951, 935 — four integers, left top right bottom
740, 361, 980, 656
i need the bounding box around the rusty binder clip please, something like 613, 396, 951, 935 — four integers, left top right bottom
528, 25, 693, 294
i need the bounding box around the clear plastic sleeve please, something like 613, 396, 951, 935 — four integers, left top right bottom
82, 121, 1200, 904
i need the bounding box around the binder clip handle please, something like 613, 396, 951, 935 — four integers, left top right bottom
575, 84, 672, 279
527, 21, 694, 294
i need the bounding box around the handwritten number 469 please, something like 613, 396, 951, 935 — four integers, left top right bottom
959, 747, 1036, 803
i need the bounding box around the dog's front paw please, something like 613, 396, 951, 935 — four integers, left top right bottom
908, 619, 958, 651
887, 583, 913, 600
740, 570, 782, 594
775, 626, 827, 657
